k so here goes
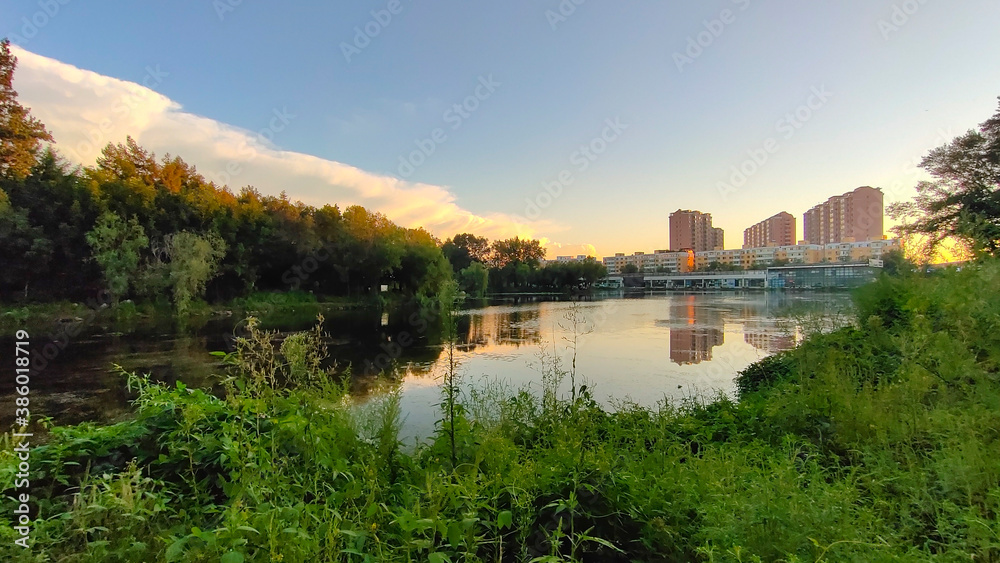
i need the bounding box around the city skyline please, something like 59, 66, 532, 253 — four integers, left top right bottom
3, 2, 999, 258
590, 185, 885, 261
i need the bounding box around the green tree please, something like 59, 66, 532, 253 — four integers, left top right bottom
880, 248, 915, 277
621, 263, 640, 274
86, 211, 149, 304
6, 150, 100, 298
442, 233, 490, 272
888, 97, 1000, 259
0, 187, 53, 298
489, 237, 545, 269
578, 257, 607, 287
0, 39, 54, 179
458, 261, 489, 298
393, 227, 453, 306
165, 231, 227, 314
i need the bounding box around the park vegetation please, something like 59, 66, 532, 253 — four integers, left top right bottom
2, 258, 1000, 561
442, 234, 606, 296
3, 87, 1000, 556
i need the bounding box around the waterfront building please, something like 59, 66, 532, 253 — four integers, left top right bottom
744, 211, 796, 248
669, 210, 724, 252
803, 186, 883, 244
602, 239, 899, 275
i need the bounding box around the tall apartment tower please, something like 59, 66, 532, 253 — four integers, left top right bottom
743, 211, 796, 249
670, 210, 724, 252
803, 186, 883, 244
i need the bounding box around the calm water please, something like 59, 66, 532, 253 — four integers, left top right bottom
0, 292, 852, 440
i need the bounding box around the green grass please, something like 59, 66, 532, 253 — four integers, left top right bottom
2, 262, 1000, 561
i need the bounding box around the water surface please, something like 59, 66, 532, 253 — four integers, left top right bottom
0, 292, 852, 439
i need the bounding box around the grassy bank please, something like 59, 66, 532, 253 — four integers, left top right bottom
2, 262, 1000, 561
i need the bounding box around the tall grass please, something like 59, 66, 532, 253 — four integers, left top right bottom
2, 262, 1000, 561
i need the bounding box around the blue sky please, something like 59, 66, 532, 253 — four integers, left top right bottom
3, 0, 1000, 257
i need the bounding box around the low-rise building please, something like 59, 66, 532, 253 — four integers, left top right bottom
603, 239, 899, 274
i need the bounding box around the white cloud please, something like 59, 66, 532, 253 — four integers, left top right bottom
10, 46, 594, 257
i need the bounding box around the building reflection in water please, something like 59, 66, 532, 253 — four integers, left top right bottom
743, 331, 796, 353
667, 295, 725, 365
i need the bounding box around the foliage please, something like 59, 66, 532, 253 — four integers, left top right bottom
1, 137, 450, 306
5, 261, 1000, 560
535, 258, 607, 290
85, 211, 149, 303
442, 233, 490, 273
488, 237, 545, 270
0, 47, 453, 306
164, 231, 227, 314
457, 262, 489, 298
888, 97, 1000, 259
620, 263, 639, 274
703, 261, 741, 272
879, 247, 915, 276
441, 234, 604, 294
0, 39, 54, 179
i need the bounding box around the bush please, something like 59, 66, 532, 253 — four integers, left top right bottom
735, 351, 796, 397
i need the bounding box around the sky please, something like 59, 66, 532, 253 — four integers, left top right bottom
2, 0, 1000, 258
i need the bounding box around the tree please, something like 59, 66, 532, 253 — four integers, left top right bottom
0, 186, 53, 298
880, 248, 915, 277
458, 262, 489, 298
621, 264, 640, 274
86, 211, 149, 304
392, 227, 453, 307
0, 39, 54, 179
575, 257, 607, 287
165, 231, 227, 313
888, 97, 1000, 259
442, 233, 489, 272
6, 150, 99, 298
704, 261, 739, 272
489, 237, 545, 269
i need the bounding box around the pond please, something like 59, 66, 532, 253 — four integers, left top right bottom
0, 291, 853, 442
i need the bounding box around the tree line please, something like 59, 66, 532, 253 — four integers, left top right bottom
0, 40, 605, 311
441, 233, 606, 296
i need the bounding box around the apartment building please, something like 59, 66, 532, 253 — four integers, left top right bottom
669, 210, 724, 252
744, 211, 796, 249
803, 186, 883, 244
